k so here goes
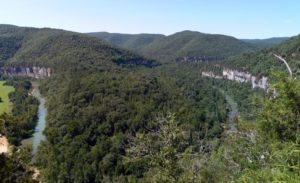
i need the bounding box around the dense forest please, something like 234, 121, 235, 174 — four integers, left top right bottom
88, 30, 259, 63
0, 78, 38, 145
220, 34, 300, 76
0, 25, 299, 182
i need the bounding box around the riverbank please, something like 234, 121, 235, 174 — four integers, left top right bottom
0, 80, 14, 154
21, 82, 47, 155
0, 135, 9, 154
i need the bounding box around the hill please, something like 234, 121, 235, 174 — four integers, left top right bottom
0, 24, 157, 72
88, 31, 258, 63
86, 32, 164, 51
241, 37, 289, 48
0, 25, 231, 182
221, 34, 300, 75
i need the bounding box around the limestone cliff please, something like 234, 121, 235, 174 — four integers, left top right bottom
0, 66, 52, 79
202, 68, 268, 90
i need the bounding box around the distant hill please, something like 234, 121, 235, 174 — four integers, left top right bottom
0, 25, 157, 71
87, 30, 258, 63
241, 37, 289, 48
86, 32, 164, 51
222, 35, 300, 75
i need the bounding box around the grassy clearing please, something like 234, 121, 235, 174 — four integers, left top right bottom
0, 81, 15, 114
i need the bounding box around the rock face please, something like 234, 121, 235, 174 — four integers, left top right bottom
0, 66, 52, 79
201, 71, 223, 79
179, 55, 225, 63
202, 68, 268, 90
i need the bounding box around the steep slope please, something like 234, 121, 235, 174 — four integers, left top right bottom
222, 34, 300, 75
0, 25, 157, 73
88, 31, 258, 63
140, 31, 257, 62
0, 25, 33, 63
1, 25, 232, 182
86, 32, 164, 51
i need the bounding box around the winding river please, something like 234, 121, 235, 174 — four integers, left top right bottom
216, 88, 238, 131
31, 84, 47, 154
21, 83, 47, 155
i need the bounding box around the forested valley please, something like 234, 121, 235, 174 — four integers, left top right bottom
0, 24, 299, 182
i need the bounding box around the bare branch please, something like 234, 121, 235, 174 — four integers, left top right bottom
273, 54, 293, 77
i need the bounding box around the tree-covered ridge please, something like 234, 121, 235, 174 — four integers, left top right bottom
34, 66, 229, 182
0, 78, 39, 145
241, 37, 289, 48
88, 30, 258, 63
0, 24, 157, 71
86, 32, 164, 51
221, 34, 300, 76
1, 24, 298, 182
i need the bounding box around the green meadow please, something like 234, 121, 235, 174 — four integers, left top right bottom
0, 81, 15, 114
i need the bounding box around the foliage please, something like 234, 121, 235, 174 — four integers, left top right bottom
0, 78, 38, 145
0, 151, 37, 183
33, 66, 228, 182
0, 24, 158, 71
126, 114, 188, 182
2, 24, 299, 183
205, 72, 300, 182
260, 71, 300, 141
89, 30, 258, 63
0, 80, 15, 114
222, 34, 300, 76
87, 32, 164, 51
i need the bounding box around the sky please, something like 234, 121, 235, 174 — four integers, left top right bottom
0, 0, 299, 39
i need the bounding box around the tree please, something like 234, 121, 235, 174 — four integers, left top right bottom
126, 114, 188, 182
260, 71, 300, 142
126, 114, 210, 183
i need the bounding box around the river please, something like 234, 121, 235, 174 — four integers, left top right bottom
216, 88, 238, 131
21, 83, 47, 155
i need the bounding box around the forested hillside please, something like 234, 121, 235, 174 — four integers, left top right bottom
0, 24, 299, 182
222, 34, 300, 76
241, 37, 289, 48
88, 30, 257, 63
0, 25, 157, 70
33, 65, 231, 182
86, 32, 164, 51
0, 25, 231, 182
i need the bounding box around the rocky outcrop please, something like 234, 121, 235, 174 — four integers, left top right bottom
202, 68, 268, 90
178, 55, 225, 63
0, 66, 52, 79
202, 71, 223, 79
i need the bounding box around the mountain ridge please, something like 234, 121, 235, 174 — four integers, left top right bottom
0, 24, 158, 73
87, 30, 260, 63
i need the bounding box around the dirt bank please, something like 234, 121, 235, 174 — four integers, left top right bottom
0, 135, 9, 153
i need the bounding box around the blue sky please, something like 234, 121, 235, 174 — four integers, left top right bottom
0, 0, 299, 38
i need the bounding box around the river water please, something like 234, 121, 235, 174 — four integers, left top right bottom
31, 84, 47, 154
216, 88, 238, 131
21, 83, 47, 155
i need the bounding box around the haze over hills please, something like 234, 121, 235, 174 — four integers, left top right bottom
88, 30, 260, 63
241, 37, 289, 48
